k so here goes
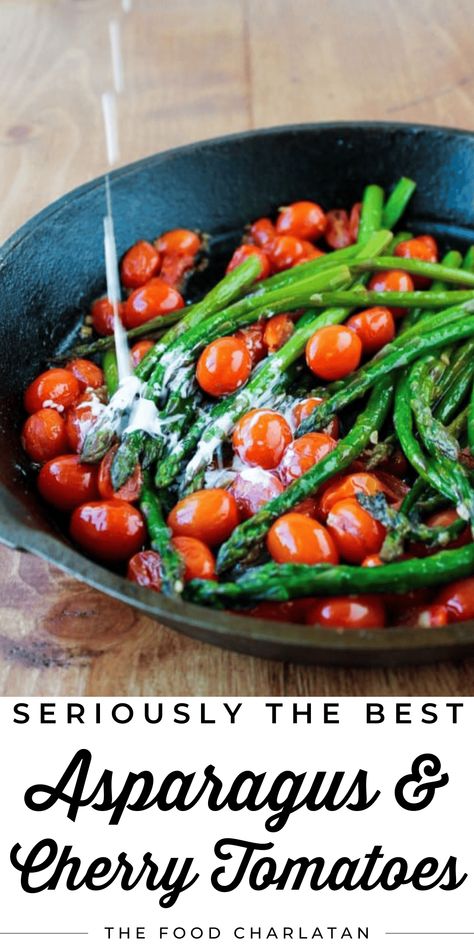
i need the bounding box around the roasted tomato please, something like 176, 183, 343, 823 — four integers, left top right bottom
168, 488, 239, 547
70, 500, 146, 561
98, 445, 143, 502
123, 278, 184, 329
279, 433, 337, 486
394, 235, 438, 288
306, 595, 386, 628
318, 472, 386, 522
367, 270, 415, 317
24, 369, 81, 414
326, 498, 386, 563
196, 336, 252, 396
65, 358, 104, 392
346, 307, 395, 355
434, 578, 474, 622
267, 513, 339, 566
276, 201, 326, 241
120, 240, 161, 288
292, 397, 339, 439
230, 468, 283, 519
38, 455, 99, 511
226, 244, 271, 279
306, 325, 362, 381
21, 409, 69, 463
263, 314, 295, 352
232, 409, 293, 469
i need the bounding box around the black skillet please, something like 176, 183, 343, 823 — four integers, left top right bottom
2, 121, 474, 667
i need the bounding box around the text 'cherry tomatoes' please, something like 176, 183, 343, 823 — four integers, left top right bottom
168, 488, 239, 547
196, 336, 252, 397
232, 409, 293, 469
306, 325, 362, 381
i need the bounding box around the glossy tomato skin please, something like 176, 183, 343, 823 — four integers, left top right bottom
127, 550, 162, 591
276, 201, 326, 241
361, 554, 383, 567
196, 336, 252, 397
156, 228, 202, 257
71, 499, 146, 562
368, 269, 415, 317
349, 202, 362, 242
235, 322, 267, 366
65, 395, 103, 453
226, 244, 271, 279
346, 307, 395, 355
306, 325, 362, 381
65, 358, 104, 391
168, 488, 239, 547
270, 235, 307, 271
394, 235, 438, 288
120, 240, 161, 288
244, 600, 304, 624
159, 252, 195, 290
248, 217, 276, 248
267, 512, 339, 566
38, 455, 99, 511
232, 409, 292, 469
318, 472, 385, 521
172, 535, 216, 581
306, 595, 386, 628
292, 397, 339, 440
98, 445, 143, 502
263, 313, 295, 352
24, 368, 81, 414
279, 432, 337, 486
131, 339, 155, 367
434, 578, 474, 622
326, 498, 386, 563
230, 468, 283, 519
325, 209, 352, 249
91, 298, 126, 336
402, 604, 449, 628
123, 278, 184, 329
21, 408, 69, 463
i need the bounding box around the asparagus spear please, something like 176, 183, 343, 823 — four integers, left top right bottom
357, 491, 466, 561
309, 289, 474, 309
357, 184, 384, 243
139, 474, 184, 596
355, 255, 474, 286
381, 177, 416, 230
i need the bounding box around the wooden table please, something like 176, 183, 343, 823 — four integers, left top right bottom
2, 0, 474, 696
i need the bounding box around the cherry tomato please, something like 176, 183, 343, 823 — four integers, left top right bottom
373, 470, 409, 504
120, 240, 161, 289
131, 339, 155, 367
263, 313, 294, 352
291, 497, 320, 518
156, 228, 202, 257
21, 408, 69, 463
349, 202, 362, 242
306, 595, 386, 628
37, 455, 99, 511
65, 395, 103, 453
404, 604, 449, 628
71, 499, 146, 562
159, 252, 196, 290
98, 445, 143, 502
230, 468, 283, 519
318, 472, 386, 521
346, 307, 395, 355
411, 508, 472, 557
123, 278, 184, 329
296, 241, 326, 263
173, 535, 216, 581
226, 244, 271, 279
362, 554, 383, 567
279, 432, 337, 486
434, 577, 474, 622
127, 550, 162, 591
235, 322, 268, 366
269, 235, 308, 272
245, 600, 304, 623
232, 409, 292, 469
276, 201, 326, 241
306, 325, 362, 381
325, 209, 352, 249
292, 397, 339, 439
24, 368, 81, 414
168, 488, 239, 547
326, 498, 386, 563
248, 217, 276, 248
196, 336, 252, 397
394, 234, 438, 288
267, 512, 339, 566
91, 297, 126, 336
65, 358, 104, 392
368, 269, 415, 317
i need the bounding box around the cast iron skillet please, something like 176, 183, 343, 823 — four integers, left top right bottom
2, 121, 474, 667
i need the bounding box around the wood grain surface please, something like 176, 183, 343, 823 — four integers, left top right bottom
1, 0, 474, 697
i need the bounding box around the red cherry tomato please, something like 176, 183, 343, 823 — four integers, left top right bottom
123, 278, 184, 329
410, 508, 472, 557
296, 241, 326, 263
226, 244, 271, 279
168, 488, 239, 547
403, 604, 449, 628
292, 397, 339, 440
291, 497, 320, 518
267, 512, 339, 566
326, 498, 386, 564
70, 499, 146, 562
98, 445, 143, 502
244, 600, 304, 623
318, 472, 386, 521
230, 468, 283, 519
127, 550, 162, 591
306, 595, 386, 628
346, 307, 395, 355
368, 269, 415, 317
248, 217, 276, 248
263, 313, 295, 352
91, 298, 126, 336
232, 409, 293, 469
325, 209, 352, 249
65, 395, 103, 453
120, 240, 161, 289
279, 432, 337, 486
394, 234, 438, 288
131, 339, 155, 367
24, 368, 81, 414
156, 228, 202, 256
269, 235, 308, 272
349, 202, 362, 242
159, 252, 196, 290
21, 408, 69, 463
173, 535, 216, 582
361, 554, 383, 567
37, 455, 99, 511
306, 325, 362, 381
65, 358, 104, 392
235, 322, 268, 366
276, 201, 326, 241
196, 336, 252, 397
434, 577, 474, 622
